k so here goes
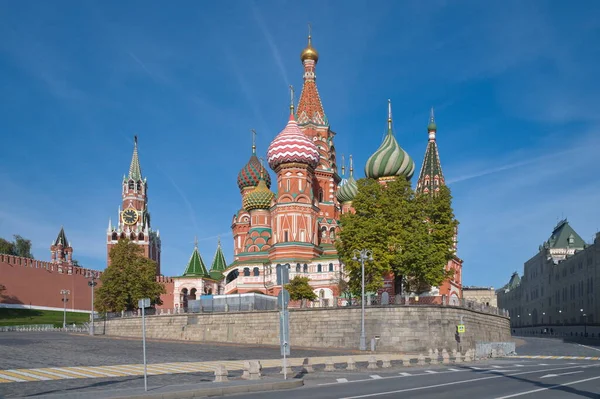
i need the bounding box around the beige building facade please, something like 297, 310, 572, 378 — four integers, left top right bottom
498, 219, 599, 330
463, 286, 497, 308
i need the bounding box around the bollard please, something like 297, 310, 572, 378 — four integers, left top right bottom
381, 356, 391, 368
325, 358, 335, 372
403, 355, 413, 367
347, 357, 357, 371
367, 356, 378, 370
442, 349, 450, 364
433, 348, 439, 362
242, 361, 251, 379
249, 361, 261, 380
417, 353, 426, 366
302, 358, 313, 373
214, 365, 229, 383
428, 348, 434, 359
454, 350, 464, 363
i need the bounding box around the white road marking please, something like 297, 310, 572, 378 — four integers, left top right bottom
49, 368, 98, 378
567, 362, 578, 365
514, 364, 524, 367
28, 369, 76, 379
0, 373, 27, 382
5, 370, 51, 381
447, 368, 460, 372
370, 375, 383, 379
578, 344, 600, 352
539, 370, 583, 379
491, 365, 503, 368
399, 372, 412, 376
337, 365, 589, 398
68, 367, 119, 377
538, 363, 549, 366
556, 356, 564, 359
470, 366, 484, 370
337, 378, 348, 383
494, 375, 600, 398
424, 370, 437, 374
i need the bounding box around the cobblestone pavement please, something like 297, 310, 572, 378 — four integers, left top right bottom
0, 332, 348, 370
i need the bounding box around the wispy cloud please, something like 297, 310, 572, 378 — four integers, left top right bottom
127, 51, 153, 77
155, 164, 199, 233
250, 1, 290, 87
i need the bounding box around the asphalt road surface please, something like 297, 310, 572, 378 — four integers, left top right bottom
1, 333, 599, 398
243, 358, 600, 399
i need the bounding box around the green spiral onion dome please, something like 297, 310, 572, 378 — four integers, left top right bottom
243, 176, 275, 211
337, 173, 358, 203
365, 101, 415, 180
237, 153, 271, 191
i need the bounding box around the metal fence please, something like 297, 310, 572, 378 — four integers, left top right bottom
0, 324, 88, 333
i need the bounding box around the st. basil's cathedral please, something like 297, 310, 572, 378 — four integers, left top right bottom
105, 30, 463, 309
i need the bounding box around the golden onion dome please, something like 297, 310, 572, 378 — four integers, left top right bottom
300, 29, 319, 63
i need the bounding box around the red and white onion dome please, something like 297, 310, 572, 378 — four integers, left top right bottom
267, 114, 319, 170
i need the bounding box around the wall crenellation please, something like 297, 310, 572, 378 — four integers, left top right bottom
0, 254, 101, 277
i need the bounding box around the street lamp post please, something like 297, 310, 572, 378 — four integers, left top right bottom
87, 271, 98, 336
60, 289, 70, 329
352, 249, 373, 351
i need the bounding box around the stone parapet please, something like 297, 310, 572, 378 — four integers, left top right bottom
95, 305, 510, 352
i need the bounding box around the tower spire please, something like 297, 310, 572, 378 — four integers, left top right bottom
341, 154, 346, 177
194, 235, 198, 249
349, 154, 354, 176
289, 85, 295, 116
387, 99, 393, 132
416, 109, 445, 196
297, 27, 326, 125
129, 135, 142, 181
427, 107, 437, 139
251, 129, 257, 155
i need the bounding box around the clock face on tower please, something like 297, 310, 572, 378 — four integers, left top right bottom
122, 208, 139, 225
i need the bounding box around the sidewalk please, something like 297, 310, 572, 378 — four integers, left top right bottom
27, 377, 304, 399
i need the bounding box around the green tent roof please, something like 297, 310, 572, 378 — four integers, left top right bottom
208, 239, 228, 280
183, 244, 209, 277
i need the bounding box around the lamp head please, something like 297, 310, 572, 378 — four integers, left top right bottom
352, 255, 357, 261
368, 255, 374, 261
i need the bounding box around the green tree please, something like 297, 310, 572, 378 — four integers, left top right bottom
285, 276, 317, 307
0, 238, 15, 255
0, 235, 33, 258
336, 178, 458, 297
95, 240, 165, 312
13, 235, 33, 258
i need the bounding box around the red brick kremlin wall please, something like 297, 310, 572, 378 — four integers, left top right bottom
0, 254, 175, 311
0, 254, 98, 311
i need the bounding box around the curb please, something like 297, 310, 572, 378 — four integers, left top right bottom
112, 379, 304, 399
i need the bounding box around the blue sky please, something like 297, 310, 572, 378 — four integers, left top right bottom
1, 0, 599, 289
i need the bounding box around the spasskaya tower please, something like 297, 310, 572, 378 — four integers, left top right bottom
106, 136, 161, 275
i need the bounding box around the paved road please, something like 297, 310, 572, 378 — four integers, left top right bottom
241, 359, 600, 399
513, 336, 600, 357
2, 334, 600, 398
0, 332, 347, 370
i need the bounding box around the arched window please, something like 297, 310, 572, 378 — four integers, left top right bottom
329, 228, 335, 239
329, 263, 334, 272
111, 232, 118, 240
318, 189, 324, 202
243, 267, 250, 276
136, 182, 142, 191
296, 264, 301, 273
303, 264, 308, 273
130, 233, 136, 241
128, 180, 134, 190
138, 232, 144, 240
253, 267, 260, 276
317, 264, 322, 272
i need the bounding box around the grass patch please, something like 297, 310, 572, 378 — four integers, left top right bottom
0, 308, 90, 327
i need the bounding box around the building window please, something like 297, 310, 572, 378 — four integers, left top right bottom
253, 267, 259, 276
296, 264, 301, 273
243, 267, 250, 276
286, 179, 290, 191
303, 264, 308, 273
284, 231, 289, 242
317, 264, 322, 272
329, 263, 334, 272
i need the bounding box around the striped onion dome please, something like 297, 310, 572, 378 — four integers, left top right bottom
237, 151, 271, 190
337, 173, 357, 203
267, 114, 319, 170
243, 176, 274, 211
337, 155, 358, 203
365, 100, 415, 180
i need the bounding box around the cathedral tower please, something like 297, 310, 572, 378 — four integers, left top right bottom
107, 136, 161, 275
416, 108, 445, 195
50, 226, 73, 265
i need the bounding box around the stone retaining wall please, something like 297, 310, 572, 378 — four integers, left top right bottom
95, 305, 511, 352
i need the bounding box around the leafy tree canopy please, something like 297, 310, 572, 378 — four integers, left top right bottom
336, 178, 458, 296
284, 276, 317, 303
0, 235, 33, 258
95, 240, 165, 312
